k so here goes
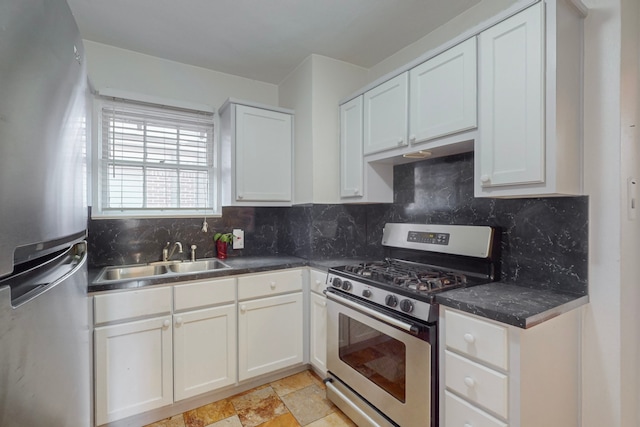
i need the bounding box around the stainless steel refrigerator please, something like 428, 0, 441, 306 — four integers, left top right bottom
0, 0, 91, 426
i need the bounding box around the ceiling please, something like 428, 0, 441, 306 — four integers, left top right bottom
66, 0, 481, 85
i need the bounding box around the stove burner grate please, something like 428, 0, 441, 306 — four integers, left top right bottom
342, 258, 469, 293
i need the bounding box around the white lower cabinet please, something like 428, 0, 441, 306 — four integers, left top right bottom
173, 278, 237, 402
440, 306, 581, 427
237, 269, 304, 381
94, 287, 173, 426
173, 304, 236, 401
309, 269, 328, 374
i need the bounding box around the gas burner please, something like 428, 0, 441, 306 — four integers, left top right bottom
340, 259, 470, 295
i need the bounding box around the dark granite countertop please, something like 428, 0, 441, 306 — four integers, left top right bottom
88, 256, 363, 293
435, 282, 588, 329
89, 257, 588, 329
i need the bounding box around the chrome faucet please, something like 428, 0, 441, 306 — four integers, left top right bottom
190, 245, 197, 262
162, 242, 183, 261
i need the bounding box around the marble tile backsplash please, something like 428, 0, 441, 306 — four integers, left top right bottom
88, 152, 587, 295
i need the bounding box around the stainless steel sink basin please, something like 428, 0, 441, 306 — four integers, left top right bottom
168, 259, 231, 273
94, 259, 232, 283
98, 264, 169, 281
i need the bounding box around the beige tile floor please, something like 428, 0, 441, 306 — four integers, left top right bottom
144, 371, 356, 427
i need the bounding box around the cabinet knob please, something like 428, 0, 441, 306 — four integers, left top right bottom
463, 333, 476, 344
315, 280, 322, 285
464, 376, 476, 388
322, 301, 327, 307
175, 317, 183, 326
238, 194, 244, 199
464, 424, 473, 427
480, 174, 491, 183
397, 138, 404, 146
240, 305, 247, 313
270, 281, 276, 290
162, 319, 170, 328
409, 134, 416, 143
354, 188, 359, 195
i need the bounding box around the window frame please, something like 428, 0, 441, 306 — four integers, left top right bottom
91, 96, 221, 219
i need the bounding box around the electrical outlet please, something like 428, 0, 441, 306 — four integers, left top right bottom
233, 229, 244, 249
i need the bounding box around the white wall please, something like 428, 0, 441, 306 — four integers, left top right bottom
366, 0, 524, 83
279, 54, 367, 204
83, 40, 278, 110
279, 56, 314, 204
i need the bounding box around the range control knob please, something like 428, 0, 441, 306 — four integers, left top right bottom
362, 289, 372, 298
400, 299, 414, 313
332, 277, 342, 288
385, 295, 398, 307
341, 281, 352, 291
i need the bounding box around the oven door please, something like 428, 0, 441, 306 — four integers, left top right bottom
325, 289, 435, 427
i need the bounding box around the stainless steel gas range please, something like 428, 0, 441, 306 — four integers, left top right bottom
324, 223, 498, 427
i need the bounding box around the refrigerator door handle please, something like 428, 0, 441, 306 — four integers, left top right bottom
3, 241, 87, 308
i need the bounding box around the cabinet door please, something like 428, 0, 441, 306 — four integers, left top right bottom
363, 72, 408, 155
235, 105, 292, 202
173, 304, 237, 401
309, 292, 327, 373
238, 292, 303, 381
409, 37, 477, 144
477, 3, 544, 187
340, 96, 363, 198
94, 316, 173, 425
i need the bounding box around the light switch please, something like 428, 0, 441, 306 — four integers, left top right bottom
233, 229, 244, 249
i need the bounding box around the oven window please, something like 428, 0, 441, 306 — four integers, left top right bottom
338, 314, 406, 402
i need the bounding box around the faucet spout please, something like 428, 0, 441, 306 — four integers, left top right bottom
165, 242, 184, 261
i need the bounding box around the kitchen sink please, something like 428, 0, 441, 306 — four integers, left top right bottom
98, 264, 169, 281
168, 259, 231, 273
95, 258, 232, 283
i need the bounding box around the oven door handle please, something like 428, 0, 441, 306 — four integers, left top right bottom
326, 290, 421, 335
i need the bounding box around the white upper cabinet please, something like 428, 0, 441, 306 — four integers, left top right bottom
409, 37, 477, 145
363, 72, 409, 155
220, 100, 294, 206
340, 96, 364, 198
476, 0, 585, 197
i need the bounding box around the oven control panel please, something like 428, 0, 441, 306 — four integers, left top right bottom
407, 231, 450, 245
326, 272, 434, 323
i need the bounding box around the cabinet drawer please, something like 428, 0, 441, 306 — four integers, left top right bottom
94, 287, 172, 325
238, 269, 302, 300
445, 350, 508, 419
174, 277, 236, 311
309, 269, 328, 295
445, 308, 508, 369
445, 391, 507, 427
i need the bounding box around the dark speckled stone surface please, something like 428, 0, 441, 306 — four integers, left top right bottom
88, 152, 588, 326
436, 282, 588, 328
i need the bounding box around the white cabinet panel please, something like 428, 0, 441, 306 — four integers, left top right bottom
309, 292, 327, 374
237, 269, 303, 300
409, 37, 477, 144
363, 72, 408, 155
235, 105, 292, 202
445, 309, 508, 370
173, 304, 237, 401
445, 391, 507, 427
478, 3, 544, 188
220, 100, 294, 206
238, 292, 304, 381
94, 316, 173, 425
340, 96, 364, 198
173, 277, 236, 312
94, 286, 171, 324
445, 350, 508, 419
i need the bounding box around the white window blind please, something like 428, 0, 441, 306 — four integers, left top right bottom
96, 99, 215, 217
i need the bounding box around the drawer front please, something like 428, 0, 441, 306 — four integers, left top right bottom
445, 350, 508, 418
238, 269, 302, 300
445, 308, 508, 370
309, 269, 328, 295
94, 286, 172, 325
445, 391, 507, 427
174, 277, 236, 311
